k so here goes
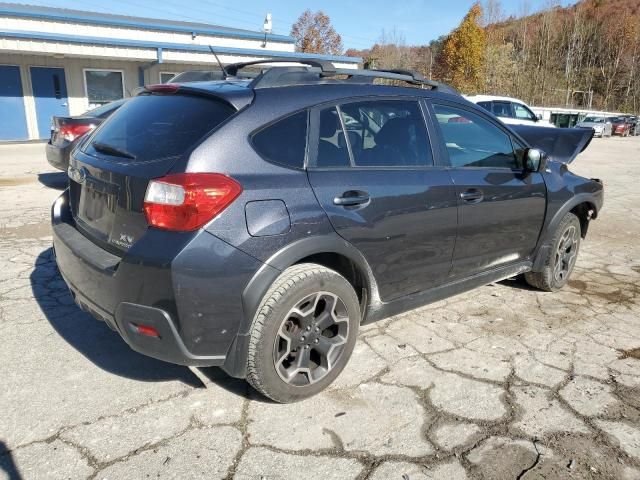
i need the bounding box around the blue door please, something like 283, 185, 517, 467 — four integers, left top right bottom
30, 67, 69, 139
0, 65, 29, 141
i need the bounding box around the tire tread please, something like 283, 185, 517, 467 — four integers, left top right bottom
525, 212, 580, 292
245, 263, 349, 401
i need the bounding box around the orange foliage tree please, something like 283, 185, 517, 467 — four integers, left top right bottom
438, 2, 487, 92
291, 10, 343, 55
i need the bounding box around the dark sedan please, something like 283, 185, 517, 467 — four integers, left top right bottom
45, 99, 126, 171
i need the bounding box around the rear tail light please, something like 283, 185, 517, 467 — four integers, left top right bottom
60, 124, 94, 142
143, 173, 242, 231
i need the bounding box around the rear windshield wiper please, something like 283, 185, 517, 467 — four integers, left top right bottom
92, 142, 136, 160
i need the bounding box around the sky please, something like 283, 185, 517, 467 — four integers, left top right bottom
11, 0, 575, 49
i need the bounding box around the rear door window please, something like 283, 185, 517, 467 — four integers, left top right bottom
252, 110, 308, 169
491, 101, 513, 118
83, 94, 234, 163
336, 100, 432, 167
477, 101, 492, 112
315, 107, 352, 168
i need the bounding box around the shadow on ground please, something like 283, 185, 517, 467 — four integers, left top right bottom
0, 440, 22, 480
30, 248, 204, 388
37, 172, 67, 190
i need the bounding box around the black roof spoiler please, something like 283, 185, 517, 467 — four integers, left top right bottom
223, 58, 459, 95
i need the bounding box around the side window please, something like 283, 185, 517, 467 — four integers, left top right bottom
477, 101, 492, 112
433, 104, 520, 169
316, 107, 351, 168
491, 101, 512, 118
513, 103, 536, 121
252, 110, 308, 169
337, 100, 432, 167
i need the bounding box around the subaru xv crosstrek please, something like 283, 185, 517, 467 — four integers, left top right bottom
52, 60, 603, 403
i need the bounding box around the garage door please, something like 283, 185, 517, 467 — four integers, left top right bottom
0, 65, 29, 141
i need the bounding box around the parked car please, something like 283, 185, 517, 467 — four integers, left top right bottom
45, 99, 126, 171
623, 115, 638, 136
465, 95, 555, 127
52, 60, 603, 403
609, 116, 632, 136
574, 115, 612, 138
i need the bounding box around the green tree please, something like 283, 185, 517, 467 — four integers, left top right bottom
438, 2, 487, 92
291, 10, 343, 55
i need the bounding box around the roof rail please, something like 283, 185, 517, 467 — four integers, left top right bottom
223, 57, 459, 95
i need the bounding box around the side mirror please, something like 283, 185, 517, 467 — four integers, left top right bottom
536, 113, 543, 121
525, 148, 547, 172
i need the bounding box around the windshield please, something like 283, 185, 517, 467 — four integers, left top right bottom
583, 116, 604, 123
609, 117, 625, 123
83, 93, 235, 162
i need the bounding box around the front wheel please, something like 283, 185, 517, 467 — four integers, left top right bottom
525, 212, 581, 292
246, 263, 360, 403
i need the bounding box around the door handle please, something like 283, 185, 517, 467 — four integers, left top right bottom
333, 191, 370, 206
460, 189, 484, 203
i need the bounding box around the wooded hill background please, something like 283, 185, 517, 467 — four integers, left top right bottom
342, 0, 640, 114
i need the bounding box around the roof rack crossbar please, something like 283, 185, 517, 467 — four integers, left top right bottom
225, 58, 336, 77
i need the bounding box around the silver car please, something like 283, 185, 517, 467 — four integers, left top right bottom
575, 115, 612, 138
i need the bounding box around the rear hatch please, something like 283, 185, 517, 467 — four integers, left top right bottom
68, 91, 236, 255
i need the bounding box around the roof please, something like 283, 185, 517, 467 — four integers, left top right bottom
465, 94, 531, 104
0, 2, 293, 43
0, 28, 362, 63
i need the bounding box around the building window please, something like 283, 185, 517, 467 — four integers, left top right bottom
84, 69, 124, 107
160, 72, 178, 83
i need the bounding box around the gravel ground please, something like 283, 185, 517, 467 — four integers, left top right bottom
0, 137, 639, 480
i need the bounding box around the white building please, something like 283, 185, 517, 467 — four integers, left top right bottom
0, 3, 361, 141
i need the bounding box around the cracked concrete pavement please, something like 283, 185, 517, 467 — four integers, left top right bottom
0, 138, 639, 479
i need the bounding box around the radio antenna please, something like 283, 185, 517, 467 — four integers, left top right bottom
208, 46, 229, 78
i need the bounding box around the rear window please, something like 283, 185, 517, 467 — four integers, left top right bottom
83, 99, 126, 118
83, 94, 234, 163
252, 110, 308, 169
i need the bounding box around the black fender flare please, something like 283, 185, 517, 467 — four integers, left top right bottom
222, 233, 378, 378
241, 233, 378, 334
532, 192, 601, 271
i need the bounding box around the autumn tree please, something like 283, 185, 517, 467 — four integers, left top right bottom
438, 2, 487, 92
291, 10, 343, 55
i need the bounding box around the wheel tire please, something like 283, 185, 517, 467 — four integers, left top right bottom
246, 263, 360, 403
525, 212, 581, 292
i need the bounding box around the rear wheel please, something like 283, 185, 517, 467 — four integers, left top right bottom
246, 263, 360, 403
525, 212, 581, 292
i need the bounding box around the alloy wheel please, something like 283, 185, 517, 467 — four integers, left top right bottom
273, 291, 350, 386
553, 225, 578, 283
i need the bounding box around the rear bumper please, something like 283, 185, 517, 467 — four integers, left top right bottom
45, 141, 73, 171
51, 190, 266, 368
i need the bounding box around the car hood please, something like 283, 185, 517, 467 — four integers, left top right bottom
510, 125, 594, 164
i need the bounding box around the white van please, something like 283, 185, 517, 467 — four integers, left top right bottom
465, 95, 555, 128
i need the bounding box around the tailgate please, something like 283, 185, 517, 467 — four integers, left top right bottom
68, 92, 236, 254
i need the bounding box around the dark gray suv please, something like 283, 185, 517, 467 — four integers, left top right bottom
52, 60, 603, 403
